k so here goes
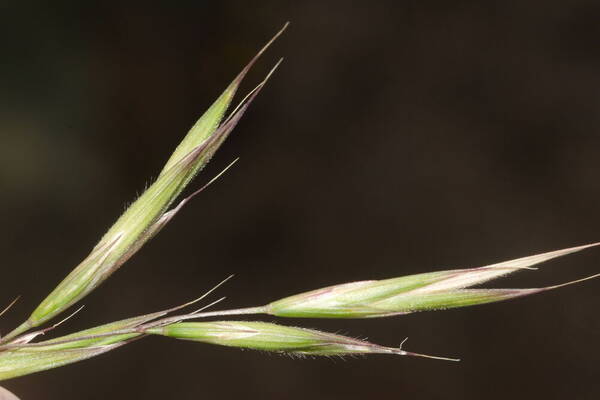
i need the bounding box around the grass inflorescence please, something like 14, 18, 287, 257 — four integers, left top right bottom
0, 23, 598, 397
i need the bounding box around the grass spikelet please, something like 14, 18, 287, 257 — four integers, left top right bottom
265, 242, 600, 318
0, 25, 287, 342
0, 343, 124, 381
145, 321, 459, 361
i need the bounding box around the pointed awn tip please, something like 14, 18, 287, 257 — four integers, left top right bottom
396, 337, 460, 362
233, 22, 288, 86
401, 350, 461, 362
224, 57, 284, 125
46, 305, 86, 334
167, 274, 234, 314
545, 272, 600, 291
0, 296, 21, 319
190, 296, 227, 316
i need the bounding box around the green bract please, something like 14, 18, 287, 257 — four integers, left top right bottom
0, 344, 123, 381
266, 242, 600, 318
0, 25, 287, 341
146, 321, 457, 360
0, 314, 150, 380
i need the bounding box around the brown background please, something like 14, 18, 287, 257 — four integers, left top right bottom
1, 1, 599, 399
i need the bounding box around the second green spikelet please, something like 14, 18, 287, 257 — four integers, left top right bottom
0, 25, 288, 342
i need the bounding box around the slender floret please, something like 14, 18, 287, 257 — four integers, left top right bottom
0, 24, 288, 343
265, 242, 600, 318
145, 321, 458, 361
0, 343, 125, 381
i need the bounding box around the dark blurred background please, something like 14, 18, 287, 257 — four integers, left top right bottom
1, 1, 599, 399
